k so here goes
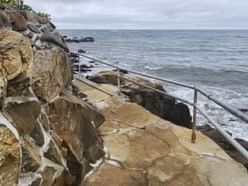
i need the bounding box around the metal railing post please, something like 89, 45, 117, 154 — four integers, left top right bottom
117, 68, 121, 95
75, 53, 248, 161
191, 87, 198, 143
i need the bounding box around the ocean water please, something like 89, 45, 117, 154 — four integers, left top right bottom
61, 30, 248, 140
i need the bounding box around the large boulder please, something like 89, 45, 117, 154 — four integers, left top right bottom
46, 94, 105, 184
7, 11, 27, 31
47, 94, 104, 164
3, 99, 44, 147
32, 49, 72, 102
0, 29, 33, 81
0, 29, 33, 101
167, 102, 192, 127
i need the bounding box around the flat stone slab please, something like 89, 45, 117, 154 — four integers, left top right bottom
82, 97, 248, 186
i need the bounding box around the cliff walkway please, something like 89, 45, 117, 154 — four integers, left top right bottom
74, 78, 248, 186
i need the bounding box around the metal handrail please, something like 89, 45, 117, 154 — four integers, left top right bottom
74, 52, 248, 161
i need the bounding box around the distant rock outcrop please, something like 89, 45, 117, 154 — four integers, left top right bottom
64, 36, 94, 43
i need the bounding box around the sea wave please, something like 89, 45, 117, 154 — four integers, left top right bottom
144, 65, 164, 71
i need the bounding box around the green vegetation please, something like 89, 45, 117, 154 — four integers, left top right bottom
0, 0, 51, 20
0, 0, 32, 11
38, 12, 51, 20
0, 0, 18, 6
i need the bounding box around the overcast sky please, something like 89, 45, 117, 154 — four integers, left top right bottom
26, 0, 248, 29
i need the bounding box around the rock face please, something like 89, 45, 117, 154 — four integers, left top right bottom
0, 124, 20, 186
7, 11, 27, 31
82, 96, 248, 186
32, 49, 72, 102
0, 29, 33, 81
89, 70, 192, 127
0, 6, 104, 186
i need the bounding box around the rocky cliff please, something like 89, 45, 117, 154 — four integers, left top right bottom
1, 3, 248, 186
72, 78, 248, 186
0, 5, 105, 185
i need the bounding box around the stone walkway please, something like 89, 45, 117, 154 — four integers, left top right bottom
75, 78, 248, 186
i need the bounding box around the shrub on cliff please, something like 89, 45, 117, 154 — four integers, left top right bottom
0, 0, 32, 11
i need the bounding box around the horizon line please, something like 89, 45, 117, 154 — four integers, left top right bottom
58, 28, 248, 31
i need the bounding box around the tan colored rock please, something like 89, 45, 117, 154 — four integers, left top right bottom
88, 70, 119, 85
0, 62, 7, 105
47, 94, 104, 164
44, 139, 65, 166
20, 11, 39, 24
0, 29, 33, 80
32, 49, 72, 102
88, 70, 192, 127
3, 99, 44, 146
84, 163, 147, 186
83, 97, 248, 186
0, 125, 20, 186
21, 136, 41, 173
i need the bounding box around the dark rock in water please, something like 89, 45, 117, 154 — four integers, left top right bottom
8, 11, 27, 31
239, 108, 248, 113
80, 69, 92, 73
198, 125, 248, 169
81, 37, 94, 42
78, 49, 86, 53
27, 24, 40, 33
120, 69, 128, 74
71, 58, 79, 64
89, 60, 95, 64
65, 36, 95, 43
81, 64, 94, 69
41, 32, 69, 52
69, 52, 79, 58
168, 103, 192, 128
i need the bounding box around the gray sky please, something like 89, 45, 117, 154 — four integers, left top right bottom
26, 0, 248, 29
